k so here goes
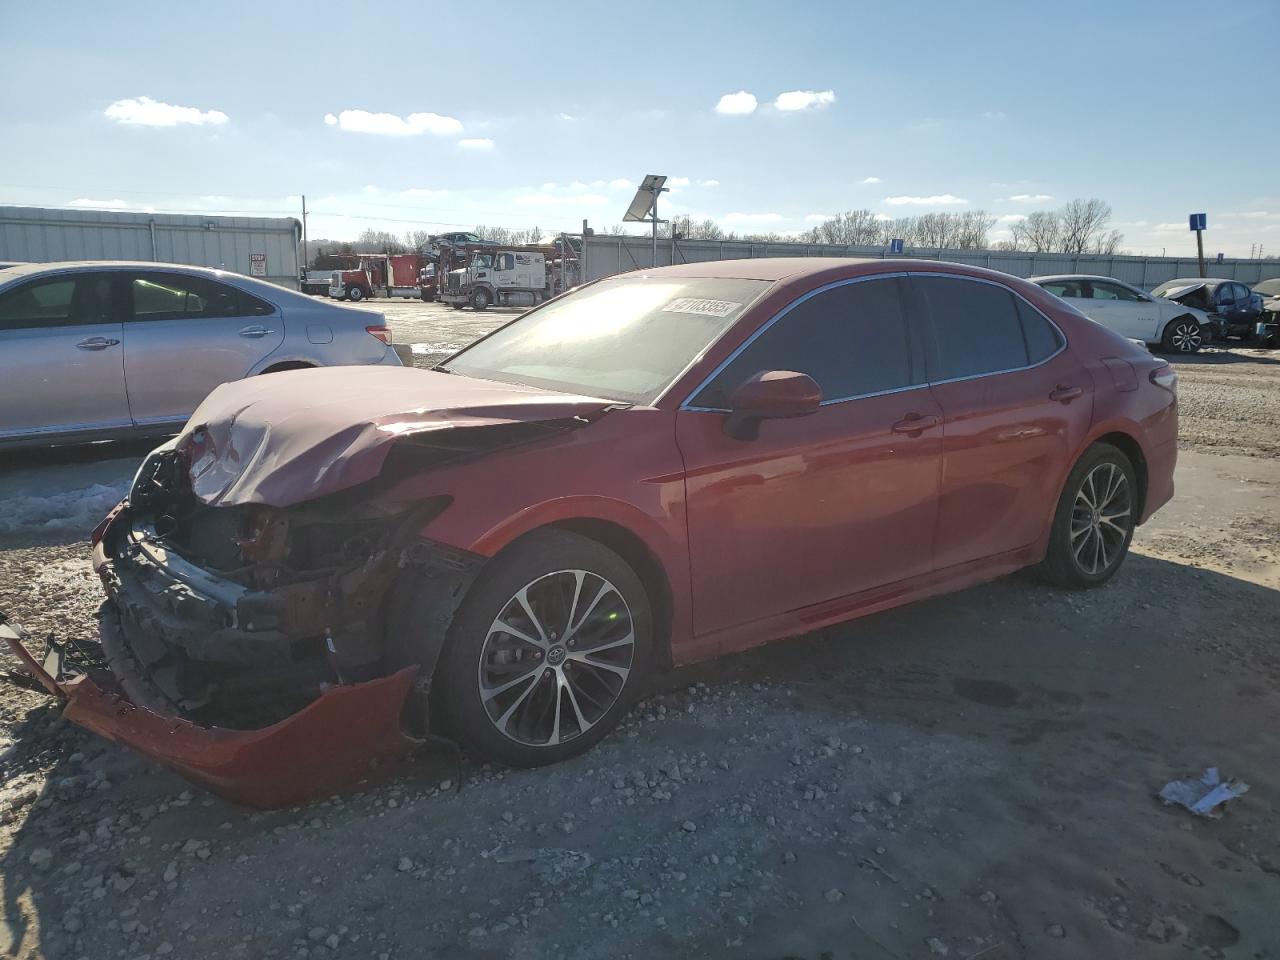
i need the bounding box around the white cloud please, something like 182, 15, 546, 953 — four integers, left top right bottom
981, 110, 1007, 120
883, 194, 968, 206
715, 91, 758, 115
722, 211, 784, 224
608, 178, 633, 191
668, 177, 691, 188
997, 214, 1027, 223
104, 96, 228, 127
1223, 210, 1280, 220
402, 188, 451, 199
514, 192, 610, 207
860, 176, 882, 185
459, 138, 494, 150
773, 90, 836, 112
67, 198, 128, 209
325, 109, 463, 136
558, 112, 575, 121
699, 179, 720, 188
873, 213, 893, 221
805, 213, 833, 223
1007, 193, 1053, 202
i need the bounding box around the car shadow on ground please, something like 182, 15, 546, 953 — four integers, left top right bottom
3, 551, 1278, 958
1165, 349, 1280, 366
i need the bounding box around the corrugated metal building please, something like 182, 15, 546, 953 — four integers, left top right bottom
0, 206, 302, 288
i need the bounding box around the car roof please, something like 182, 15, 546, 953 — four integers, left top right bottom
1029, 274, 1136, 285
0, 260, 245, 282
616, 257, 1027, 286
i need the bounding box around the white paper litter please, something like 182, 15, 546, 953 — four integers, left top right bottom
1158, 767, 1250, 818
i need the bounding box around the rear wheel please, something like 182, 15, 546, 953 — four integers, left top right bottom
434, 530, 652, 767
1038, 443, 1137, 589
1160, 316, 1202, 353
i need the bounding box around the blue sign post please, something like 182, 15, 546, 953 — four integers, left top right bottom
889, 238, 905, 255
1189, 212, 1207, 278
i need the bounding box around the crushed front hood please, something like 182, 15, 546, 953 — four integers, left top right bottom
178, 366, 614, 507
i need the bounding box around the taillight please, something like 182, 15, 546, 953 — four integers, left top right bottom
365, 324, 392, 344
1150, 364, 1177, 393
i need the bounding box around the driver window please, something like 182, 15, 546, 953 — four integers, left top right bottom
693, 278, 914, 409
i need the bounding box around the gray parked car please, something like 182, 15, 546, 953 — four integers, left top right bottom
0, 261, 404, 448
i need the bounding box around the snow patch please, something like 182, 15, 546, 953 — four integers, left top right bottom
0, 481, 129, 539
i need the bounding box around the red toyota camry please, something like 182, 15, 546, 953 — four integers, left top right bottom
8, 258, 1178, 806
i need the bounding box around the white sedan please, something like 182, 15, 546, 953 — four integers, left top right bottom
1030, 274, 1211, 353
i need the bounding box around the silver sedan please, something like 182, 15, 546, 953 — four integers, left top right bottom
0, 261, 406, 448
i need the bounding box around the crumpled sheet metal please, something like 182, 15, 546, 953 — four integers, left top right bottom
180, 366, 613, 508
4, 623, 420, 809
1158, 767, 1250, 819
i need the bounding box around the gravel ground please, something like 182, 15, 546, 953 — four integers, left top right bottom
1, 300, 1278, 960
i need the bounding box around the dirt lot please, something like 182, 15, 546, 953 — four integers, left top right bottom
1, 301, 1278, 960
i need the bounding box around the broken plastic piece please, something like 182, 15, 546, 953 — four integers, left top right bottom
1158, 767, 1250, 819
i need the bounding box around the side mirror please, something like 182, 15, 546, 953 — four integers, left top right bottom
724, 370, 822, 440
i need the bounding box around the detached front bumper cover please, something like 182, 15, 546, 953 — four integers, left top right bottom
2, 612, 419, 809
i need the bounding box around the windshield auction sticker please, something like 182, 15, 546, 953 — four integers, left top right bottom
662, 298, 742, 318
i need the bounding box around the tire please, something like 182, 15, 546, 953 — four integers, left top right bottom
1037, 443, 1138, 589
470, 288, 491, 311
347, 285, 364, 302
433, 530, 652, 767
1160, 316, 1203, 353
449, 302, 464, 310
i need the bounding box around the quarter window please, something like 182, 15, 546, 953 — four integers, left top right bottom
1017, 299, 1064, 363
913, 276, 1030, 380
0, 274, 114, 330
692, 278, 914, 409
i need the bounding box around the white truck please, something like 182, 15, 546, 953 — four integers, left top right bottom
439, 247, 549, 310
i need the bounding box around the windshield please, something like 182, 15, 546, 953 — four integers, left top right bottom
441, 275, 772, 404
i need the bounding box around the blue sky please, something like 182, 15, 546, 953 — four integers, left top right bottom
2, 0, 1277, 256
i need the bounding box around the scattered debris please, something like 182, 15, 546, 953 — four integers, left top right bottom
1158, 767, 1250, 818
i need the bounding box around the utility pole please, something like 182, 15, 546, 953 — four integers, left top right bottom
301, 194, 309, 272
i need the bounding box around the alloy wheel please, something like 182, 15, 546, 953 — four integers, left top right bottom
1070, 462, 1132, 575
1170, 322, 1201, 352
477, 569, 635, 747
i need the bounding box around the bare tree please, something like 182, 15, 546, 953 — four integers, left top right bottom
355, 228, 408, 253
1058, 198, 1113, 255
1008, 210, 1061, 252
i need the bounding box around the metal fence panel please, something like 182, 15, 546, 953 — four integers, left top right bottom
0, 206, 302, 287
581, 234, 1280, 290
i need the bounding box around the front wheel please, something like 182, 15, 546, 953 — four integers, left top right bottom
347, 285, 364, 302
1038, 443, 1137, 589
470, 288, 491, 311
1161, 317, 1203, 353
433, 530, 652, 767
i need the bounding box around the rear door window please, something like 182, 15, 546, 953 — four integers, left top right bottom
911, 276, 1030, 381
1041, 280, 1084, 299
128, 273, 273, 321
692, 277, 915, 409
1090, 281, 1141, 302
0, 274, 114, 330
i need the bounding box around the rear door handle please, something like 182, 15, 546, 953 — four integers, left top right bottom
1049, 385, 1083, 403
75, 337, 120, 350
891, 413, 941, 434
239, 326, 276, 338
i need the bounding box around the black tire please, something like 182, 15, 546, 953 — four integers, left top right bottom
449, 302, 464, 310
347, 285, 364, 302
433, 530, 652, 767
470, 288, 491, 311
1038, 443, 1137, 589
1160, 316, 1203, 353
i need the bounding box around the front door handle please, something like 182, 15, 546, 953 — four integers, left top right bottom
1050, 385, 1083, 403
891, 413, 941, 435
76, 337, 120, 350
239, 326, 276, 338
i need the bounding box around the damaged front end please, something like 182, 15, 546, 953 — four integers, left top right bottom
5, 448, 483, 808
3, 366, 617, 806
